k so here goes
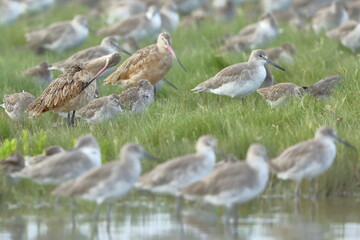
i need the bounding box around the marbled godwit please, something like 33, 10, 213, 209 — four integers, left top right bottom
26, 52, 121, 126
118, 80, 154, 114
303, 75, 342, 99
104, 32, 186, 88
0, 0, 25, 25
181, 144, 269, 223
270, 126, 356, 198
160, 2, 180, 32
1, 91, 35, 121
12, 134, 101, 185
25, 15, 89, 54
311, 1, 349, 33
191, 49, 285, 101
265, 43, 296, 65
1, 152, 25, 174
105, 0, 147, 25
51, 37, 130, 72
76, 94, 123, 123
326, 20, 358, 41
221, 13, 280, 52
257, 83, 305, 107
136, 135, 220, 214
52, 143, 155, 220
24, 61, 53, 85
24, 146, 64, 167
97, 5, 161, 43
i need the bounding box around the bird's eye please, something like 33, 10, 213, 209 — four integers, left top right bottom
259, 54, 263, 58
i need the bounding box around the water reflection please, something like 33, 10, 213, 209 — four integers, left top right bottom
0, 196, 359, 240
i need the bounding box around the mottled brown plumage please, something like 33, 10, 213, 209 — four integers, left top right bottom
26, 52, 121, 125
265, 43, 296, 64
257, 83, 304, 107
24, 61, 53, 85
1, 91, 35, 121
118, 80, 154, 113
303, 75, 342, 98
104, 32, 185, 87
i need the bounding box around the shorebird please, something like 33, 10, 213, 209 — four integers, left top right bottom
118, 80, 154, 114
214, 154, 239, 169
160, 2, 180, 32
173, 0, 208, 14
346, 0, 360, 22
136, 135, 220, 214
311, 1, 349, 33
303, 75, 342, 99
191, 49, 285, 101
76, 94, 123, 123
24, 61, 53, 85
105, 0, 146, 25
261, 0, 292, 12
25, 15, 89, 54
1, 91, 35, 121
181, 144, 270, 223
51, 37, 131, 72
265, 43, 296, 65
214, 0, 237, 23
52, 143, 155, 220
97, 5, 161, 43
221, 13, 280, 52
326, 20, 358, 42
26, 52, 121, 126
24, 146, 64, 167
257, 83, 305, 108
12, 134, 101, 185
261, 65, 276, 88
0, 0, 25, 25
1, 152, 25, 174
104, 32, 186, 88
340, 23, 360, 53
270, 126, 356, 198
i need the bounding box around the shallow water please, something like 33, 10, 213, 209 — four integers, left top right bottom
0, 194, 360, 240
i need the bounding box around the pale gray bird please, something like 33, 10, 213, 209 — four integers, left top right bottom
270, 126, 356, 198
191, 49, 285, 101
326, 20, 358, 42
24, 61, 53, 85
0, 0, 26, 25
160, 2, 179, 32
257, 83, 305, 108
12, 134, 101, 185
76, 94, 123, 123
265, 43, 296, 65
181, 144, 270, 223
25, 15, 89, 54
52, 143, 155, 220
1, 91, 35, 121
24, 146, 64, 167
118, 80, 155, 114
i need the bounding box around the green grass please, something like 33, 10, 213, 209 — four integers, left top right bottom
0, 3, 359, 203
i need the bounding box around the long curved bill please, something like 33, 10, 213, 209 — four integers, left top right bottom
80, 60, 111, 92
266, 58, 285, 71
336, 136, 357, 151
167, 45, 187, 72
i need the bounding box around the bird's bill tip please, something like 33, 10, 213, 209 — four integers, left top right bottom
337, 137, 357, 151
143, 151, 159, 160
166, 45, 187, 72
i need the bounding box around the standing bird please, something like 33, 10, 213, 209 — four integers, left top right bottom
181, 144, 270, 223
270, 126, 356, 198
160, 2, 180, 32
265, 43, 296, 65
1, 91, 35, 121
76, 94, 123, 123
326, 20, 358, 42
12, 134, 102, 185
24, 61, 53, 85
26, 52, 121, 126
97, 5, 162, 44
311, 1, 349, 33
118, 80, 154, 114
51, 37, 131, 72
25, 15, 89, 54
52, 143, 155, 220
105, 0, 147, 25
104, 32, 186, 88
136, 136, 220, 215
191, 49, 285, 101
257, 83, 305, 107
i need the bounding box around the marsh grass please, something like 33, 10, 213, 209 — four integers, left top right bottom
0, 3, 359, 204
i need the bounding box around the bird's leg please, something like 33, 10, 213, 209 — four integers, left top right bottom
70, 111, 76, 126
92, 203, 102, 222
106, 202, 113, 223
310, 178, 317, 201
232, 205, 239, 227
175, 196, 183, 219
241, 97, 245, 104
67, 112, 71, 125
294, 180, 301, 198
